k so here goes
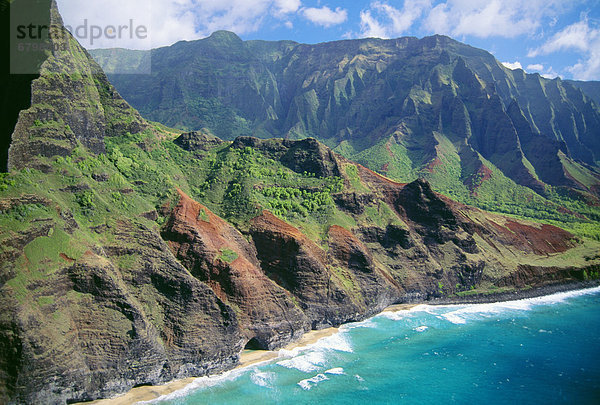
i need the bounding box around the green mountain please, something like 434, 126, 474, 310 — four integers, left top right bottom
1, 1, 600, 403
91, 32, 600, 238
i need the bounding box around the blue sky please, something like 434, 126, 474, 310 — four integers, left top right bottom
57, 0, 600, 80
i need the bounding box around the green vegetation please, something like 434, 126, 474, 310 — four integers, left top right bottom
338, 132, 600, 241
75, 190, 96, 214
261, 185, 340, 217
455, 285, 517, 297
217, 248, 239, 264
0, 173, 16, 191
1, 125, 365, 264
344, 164, 369, 192
198, 208, 210, 222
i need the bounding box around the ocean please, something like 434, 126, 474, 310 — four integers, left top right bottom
147, 287, 600, 404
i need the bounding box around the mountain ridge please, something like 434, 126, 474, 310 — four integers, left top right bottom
90, 31, 600, 237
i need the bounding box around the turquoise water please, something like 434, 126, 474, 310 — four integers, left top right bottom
150, 287, 600, 404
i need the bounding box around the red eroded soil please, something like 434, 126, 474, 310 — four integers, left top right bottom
487, 218, 575, 256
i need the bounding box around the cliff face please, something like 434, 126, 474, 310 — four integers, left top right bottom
249, 211, 400, 328
2, 133, 599, 404
1, 2, 600, 404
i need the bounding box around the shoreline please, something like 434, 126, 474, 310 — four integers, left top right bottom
84, 327, 341, 405
81, 280, 600, 405
429, 280, 600, 306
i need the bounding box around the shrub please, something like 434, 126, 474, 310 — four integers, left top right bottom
217, 248, 238, 264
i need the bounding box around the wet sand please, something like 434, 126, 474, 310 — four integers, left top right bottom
382, 303, 418, 312
237, 326, 339, 369
83, 377, 197, 405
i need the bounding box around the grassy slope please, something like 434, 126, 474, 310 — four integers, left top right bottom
0, 127, 371, 280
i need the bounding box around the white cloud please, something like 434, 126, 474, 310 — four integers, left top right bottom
57, 0, 304, 49
520, 63, 559, 78
541, 71, 559, 80
274, 0, 301, 15
359, 0, 431, 39
528, 19, 593, 57
423, 0, 565, 39
57, 0, 157, 49
526, 63, 544, 72
528, 18, 600, 81
301, 6, 348, 28
360, 9, 388, 38
502, 61, 522, 70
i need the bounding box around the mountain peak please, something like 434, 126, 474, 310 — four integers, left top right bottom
207, 30, 243, 44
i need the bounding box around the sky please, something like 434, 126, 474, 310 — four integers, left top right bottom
56, 0, 600, 81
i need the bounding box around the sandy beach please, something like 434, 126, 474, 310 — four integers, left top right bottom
83, 326, 341, 405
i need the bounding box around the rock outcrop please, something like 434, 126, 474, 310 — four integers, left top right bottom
174, 130, 224, 152
162, 190, 309, 349
231, 136, 342, 177
7, 0, 148, 172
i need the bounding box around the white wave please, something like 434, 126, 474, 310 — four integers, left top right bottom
441, 311, 468, 325
142, 286, 600, 402
414, 326, 428, 332
298, 373, 328, 390
277, 329, 352, 362
250, 370, 274, 388
324, 367, 345, 375
312, 331, 353, 353
436, 286, 600, 325
277, 351, 326, 373
341, 318, 377, 329
377, 304, 432, 321
378, 312, 408, 321
275, 329, 352, 375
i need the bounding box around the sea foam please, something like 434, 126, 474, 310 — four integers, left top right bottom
324, 367, 345, 375
277, 351, 326, 373
423, 286, 600, 325
250, 370, 274, 388
297, 373, 329, 390
138, 369, 245, 403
